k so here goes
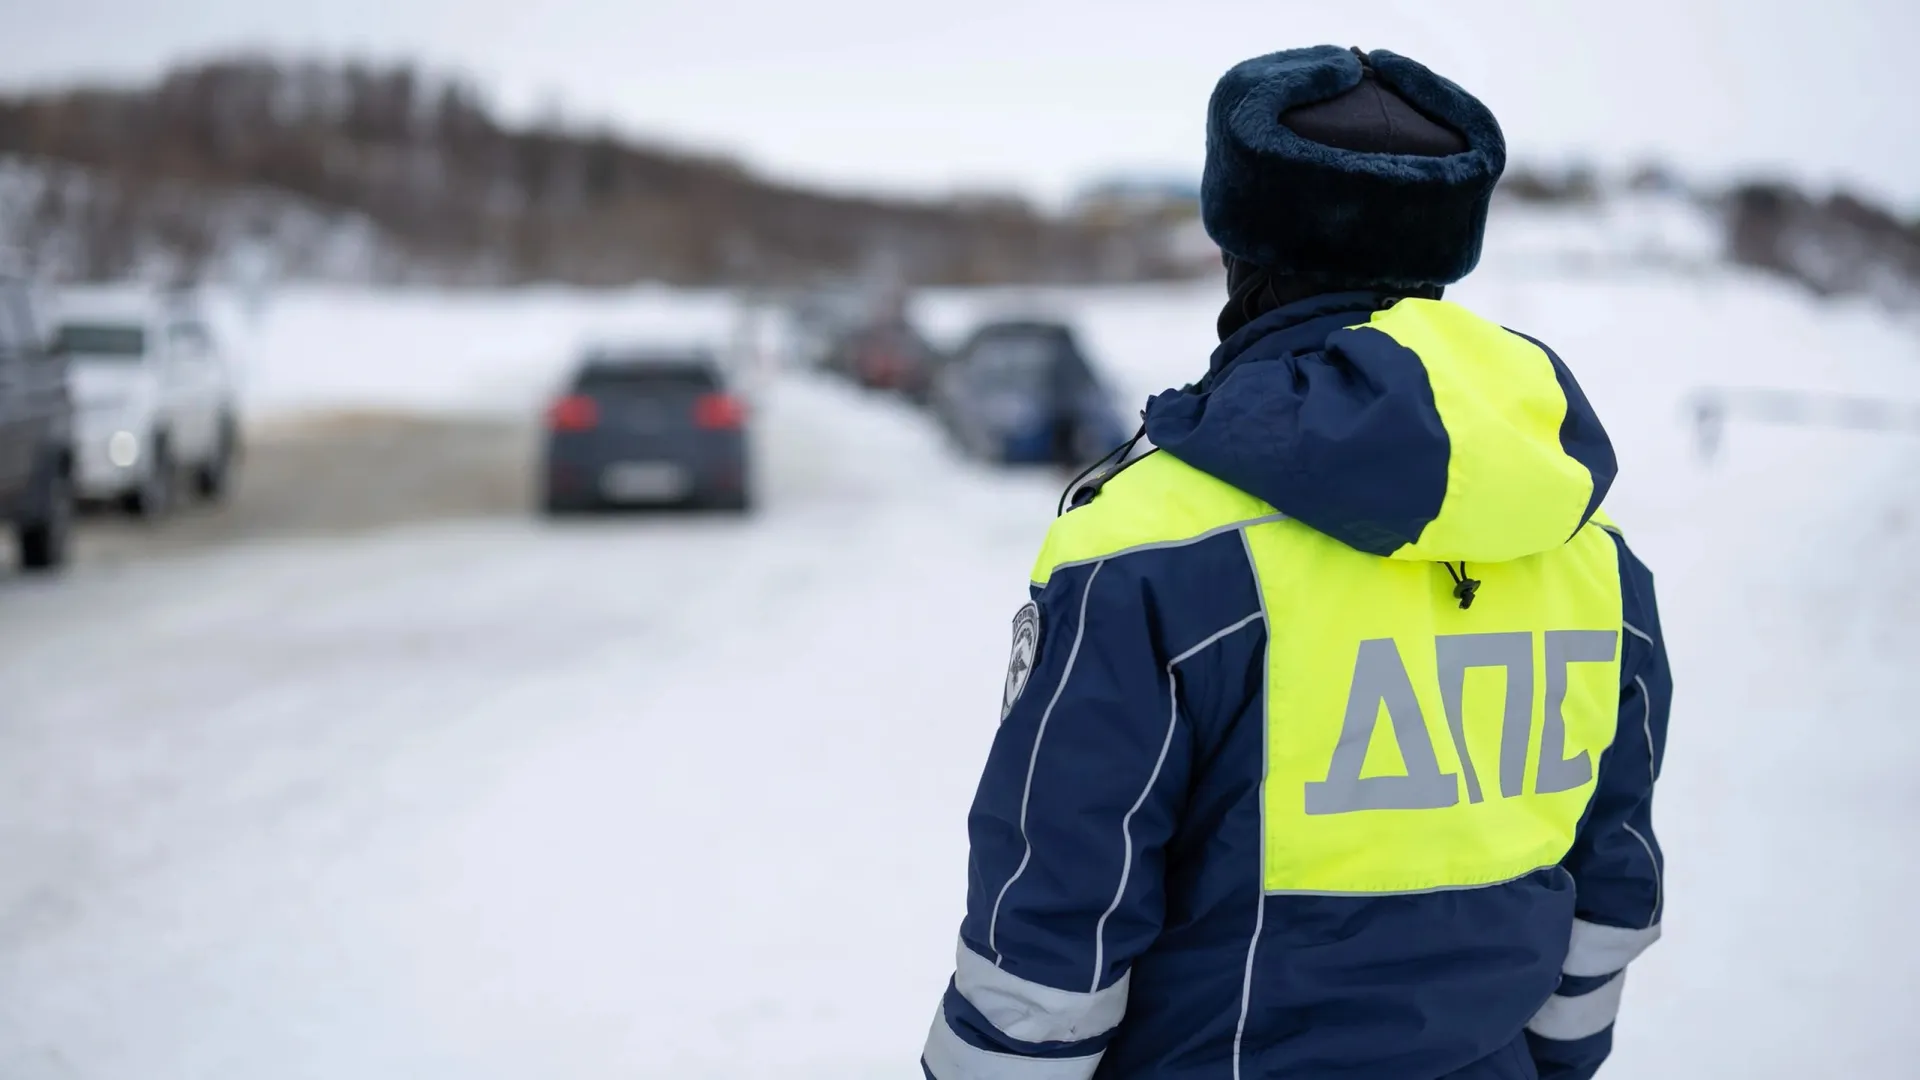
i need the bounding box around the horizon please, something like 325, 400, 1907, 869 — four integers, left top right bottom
1, 0, 1916, 214
0, 51, 1906, 221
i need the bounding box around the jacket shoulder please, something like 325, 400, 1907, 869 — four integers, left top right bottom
1032, 450, 1278, 586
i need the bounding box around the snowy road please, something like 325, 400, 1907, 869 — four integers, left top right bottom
3, 272, 1920, 1078
0, 377, 1059, 1079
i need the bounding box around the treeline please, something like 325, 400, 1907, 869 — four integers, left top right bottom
0, 57, 1188, 287
1725, 184, 1920, 308
3, 57, 1916, 306
1499, 162, 1920, 308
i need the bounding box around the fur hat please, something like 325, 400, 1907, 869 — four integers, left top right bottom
1201, 46, 1506, 287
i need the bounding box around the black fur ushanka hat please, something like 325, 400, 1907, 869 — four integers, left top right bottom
1202, 46, 1507, 288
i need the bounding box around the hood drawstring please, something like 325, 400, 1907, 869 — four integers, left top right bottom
1058, 422, 1149, 516
1444, 562, 1481, 610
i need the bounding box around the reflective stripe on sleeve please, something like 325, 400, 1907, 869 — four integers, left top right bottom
1564, 918, 1661, 977
955, 940, 1129, 1043
1527, 973, 1627, 1041
923, 1005, 1105, 1080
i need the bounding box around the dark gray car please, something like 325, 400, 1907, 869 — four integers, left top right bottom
540, 351, 751, 514
0, 270, 74, 571
930, 320, 1131, 468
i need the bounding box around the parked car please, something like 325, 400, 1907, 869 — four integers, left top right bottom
0, 267, 74, 571
541, 350, 752, 514
822, 315, 946, 402
786, 285, 875, 372
51, 287, 241, 519
931, 320, 1133, 467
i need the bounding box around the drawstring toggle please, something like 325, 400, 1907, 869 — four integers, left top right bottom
1444, 562, 1481, 610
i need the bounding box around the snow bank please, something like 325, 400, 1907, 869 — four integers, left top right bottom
213, 284, 745, 421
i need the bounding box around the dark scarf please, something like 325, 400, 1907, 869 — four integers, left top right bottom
1217, 255, 1444, 341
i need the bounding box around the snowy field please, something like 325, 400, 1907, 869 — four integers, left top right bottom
3, 218, 1920, 1077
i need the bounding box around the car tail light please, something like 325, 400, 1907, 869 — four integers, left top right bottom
547, 394, 599, 431
694, 393, 746, 430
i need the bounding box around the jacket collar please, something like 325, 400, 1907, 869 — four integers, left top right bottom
1202, 290, 1399, 389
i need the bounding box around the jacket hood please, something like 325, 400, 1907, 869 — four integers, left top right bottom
1143, 292, 1615, 564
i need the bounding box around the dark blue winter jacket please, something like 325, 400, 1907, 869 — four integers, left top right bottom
923, 292, 1670, 1080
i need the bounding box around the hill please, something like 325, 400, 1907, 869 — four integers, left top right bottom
0, 58, 1198, 289
3, 57, 1917, 309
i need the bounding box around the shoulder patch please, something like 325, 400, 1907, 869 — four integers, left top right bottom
1001, 601, 1041, 721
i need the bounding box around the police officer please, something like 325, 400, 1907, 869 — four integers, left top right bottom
924, 46, 1670, 1080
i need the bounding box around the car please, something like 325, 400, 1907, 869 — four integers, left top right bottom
786, 284, 875, 372
0, 266, 74, 572
541, 350, 752, 514
930, 319, 1134, 468
51, 287, 241, 519
822, 315, 946, 402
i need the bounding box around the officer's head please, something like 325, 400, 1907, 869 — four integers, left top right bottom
1202, 46, 1506, 302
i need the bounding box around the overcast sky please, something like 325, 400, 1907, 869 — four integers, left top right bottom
3, 0, 1915, 209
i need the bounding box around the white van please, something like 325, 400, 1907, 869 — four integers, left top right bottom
52, 288, 239, 518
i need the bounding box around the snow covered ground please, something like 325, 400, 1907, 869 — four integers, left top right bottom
3, 222, 1919, 1076
0, 371, 1051, 1079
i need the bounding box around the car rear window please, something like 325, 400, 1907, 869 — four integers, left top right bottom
968, 335, 1060, 393
55, 322, 147, 358
574, 363, 721, 394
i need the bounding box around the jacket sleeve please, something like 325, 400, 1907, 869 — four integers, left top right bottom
1528, 532, 1672, 1080
922, 558, 1191, 1080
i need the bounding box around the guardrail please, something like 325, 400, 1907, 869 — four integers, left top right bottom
1687, 386, 1920, 461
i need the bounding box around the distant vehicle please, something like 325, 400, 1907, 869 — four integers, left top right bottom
931, 320, 1133, 468
0, 268, 74, 571
52, 288, 241, 519
541, 350, 752, 514
823, 316, 946, 402
786, 285, 876, 372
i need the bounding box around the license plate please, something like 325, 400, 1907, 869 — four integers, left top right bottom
621, 402, 672, 429
599, 462, 690, 502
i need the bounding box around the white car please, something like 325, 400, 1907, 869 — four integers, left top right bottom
51, 288, 240, 518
